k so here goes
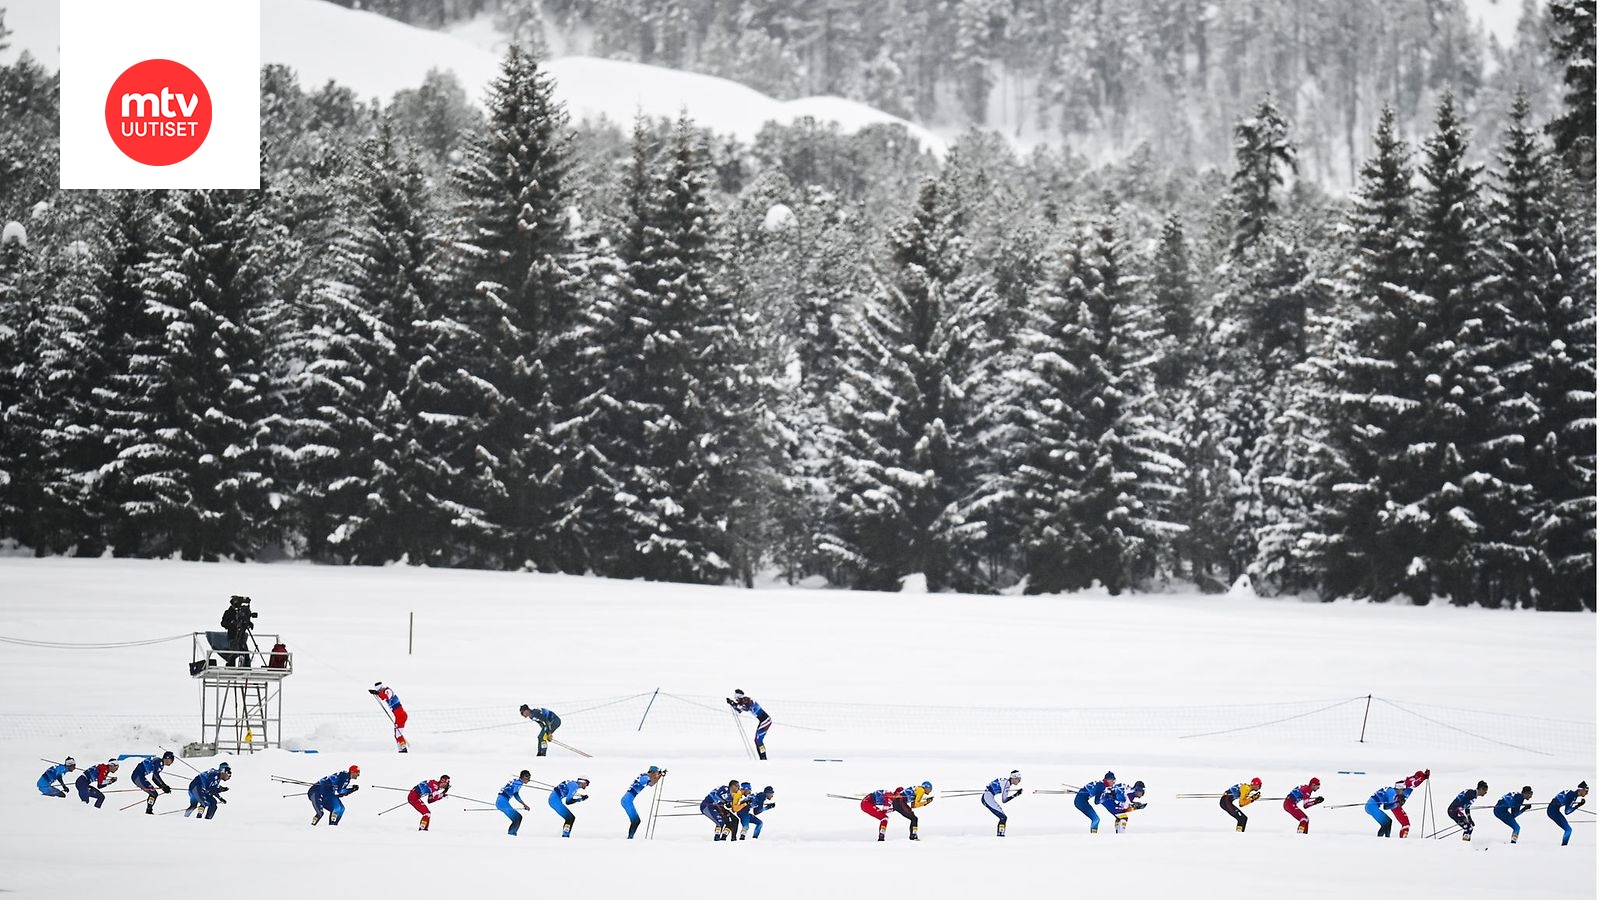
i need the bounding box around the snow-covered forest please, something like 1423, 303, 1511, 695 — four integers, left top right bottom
350, 0, 1566, 186
0, 2, 1593, 610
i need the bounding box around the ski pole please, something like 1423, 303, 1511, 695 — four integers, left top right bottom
731, 707, 755, 760
1426, 823, 1462, 839
271, 775, 315, 786
1033, 790, 1072, 795
378, 799, 414, 816
282, 791, 309, 798
450, 794, 496, 807
120, 796, 153, 811
648, 774, 667, 840
551, 738, 592, 758
367, 784, 412, 793
157, 746, 202, 775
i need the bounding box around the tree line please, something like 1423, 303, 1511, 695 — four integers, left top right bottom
0, 8, 1593, 609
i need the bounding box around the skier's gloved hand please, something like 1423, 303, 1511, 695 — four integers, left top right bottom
1423, 769, 1430, 780
369, 689, 380, 696
217, 786, 229, 792
161, 785, 172, 794
216, 795, 228, 804
344, 785, 360, 794
1133, 801, 1148, 810
725, 698, 736, 708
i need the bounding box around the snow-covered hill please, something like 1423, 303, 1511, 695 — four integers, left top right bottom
0, 558, 1592, 899
1, 0, 945, 153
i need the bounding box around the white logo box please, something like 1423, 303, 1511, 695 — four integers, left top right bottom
60, 0, 260, 189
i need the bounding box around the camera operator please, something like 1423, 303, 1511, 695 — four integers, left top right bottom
220, 596, 257, 667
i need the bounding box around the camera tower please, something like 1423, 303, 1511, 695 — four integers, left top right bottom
190, 631, 292, 753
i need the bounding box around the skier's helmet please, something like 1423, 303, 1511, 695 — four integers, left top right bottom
922, 781, 933, 792
1250, 777, 1262, 790
1308, 777, 1321, 791
1104, 772, 1116, 784
349, 765, 361, 777
218, 762, 232, 774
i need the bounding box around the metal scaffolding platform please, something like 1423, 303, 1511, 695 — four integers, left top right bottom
191, 632, 292, 754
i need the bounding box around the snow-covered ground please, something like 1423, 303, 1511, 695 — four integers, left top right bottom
0, 0, 946, 153
0, 558, 1592, 899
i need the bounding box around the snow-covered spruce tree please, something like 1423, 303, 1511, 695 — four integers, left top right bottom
445, 45, 587, 570
718, 174, 864, 583
1227, 95, 1297, 260
1301, 106, 1421, 601
1487, 94, 1596, 610
1146, 214, 1200, 390
1006, 209, 1182, 595
1190, 97, 1306, 584
1547, 0, 1596, 184
22, 195, 148, 555
107, 189, 281, 560
291, 125, 481, 565
580, 115, 745, 583
1408, 93, 1505, 606
0, 212, 47, 548
817, 175, 1000, 593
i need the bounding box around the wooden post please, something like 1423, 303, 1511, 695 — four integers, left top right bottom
1359, 694, 1372, 742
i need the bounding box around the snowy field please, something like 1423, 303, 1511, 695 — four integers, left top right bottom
0, 558, 1593, 899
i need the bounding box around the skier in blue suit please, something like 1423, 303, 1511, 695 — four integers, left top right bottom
184, 763, 232, 819
742, 785, 776, 839
1493, 786, 1533, 843
1548, 781, 1588, 846
1365, 784, 1411, 837
1099, 779, 1147, 833
1075, 772, 1116, 833
130, 751, 175, 814
497, 771, 533, 836
36, 758, 75, 797
622, 766, 664, 838
701, 781, 739, 841
308, 765, 361, 826
548, 777, 591, 837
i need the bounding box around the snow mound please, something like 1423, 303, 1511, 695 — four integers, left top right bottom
1, 0, 943, 153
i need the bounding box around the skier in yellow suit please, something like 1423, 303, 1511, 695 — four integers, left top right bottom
893, 780, 935, 840
1221, 777, 1263, 831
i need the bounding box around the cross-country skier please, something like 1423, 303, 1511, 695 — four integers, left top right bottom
1448, 781, 1488, 842
1221, 777, 1262, 832
519, 705, 562, 757
369, 682, 409, 753
548, 777, 590, 837
982, 770, 1023, 837
741, 785, 776, 839
1284, 778, 1323, 834
497, 771, 533, 836
726, 690, 771, 760
130, 751, 175, 814
1075, 773, 1116, 833
408, 774, 450, 831
74, 759, 118, 808
1547, 781, 1588, 847
622, 766, 665, 838
732, 782, 754, 834
1494, 786, 1533, 843
1100, 779, 1147, 833
36, 757, 75, 798
892, 781, 934, 840
184, 762, 232, 819
700, 780, 739, 841
860, 787, 905, 841
1365, 784, 1412, 837
308, 765, 361, 826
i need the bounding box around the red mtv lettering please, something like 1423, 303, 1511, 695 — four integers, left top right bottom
104, 59, 212, 166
